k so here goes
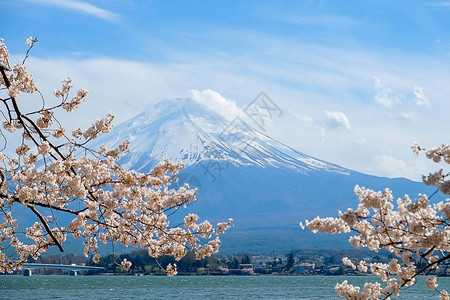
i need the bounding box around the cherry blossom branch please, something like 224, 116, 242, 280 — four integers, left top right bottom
27, 204, 64, 252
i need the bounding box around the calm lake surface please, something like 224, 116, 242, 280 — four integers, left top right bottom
0, 275, 449, 299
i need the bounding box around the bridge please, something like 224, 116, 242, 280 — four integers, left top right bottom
22, 263, 104, 276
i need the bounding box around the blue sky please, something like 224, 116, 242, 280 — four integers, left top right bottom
3, 0, 450, 180
5, 1, 450, 59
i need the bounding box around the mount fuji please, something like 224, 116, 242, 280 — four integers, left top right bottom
88, 91, 435, 253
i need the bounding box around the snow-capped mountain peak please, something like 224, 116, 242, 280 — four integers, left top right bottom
90, 95, 349, 175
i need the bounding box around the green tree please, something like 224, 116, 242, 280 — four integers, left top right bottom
286, 252, 295, 271
242, 255, 251, 264
232, 257, 239, 268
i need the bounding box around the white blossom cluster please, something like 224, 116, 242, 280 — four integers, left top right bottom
7, 64, 37, 99
302, 143, 450, 299
0, 37, 232, 275
0, 38, 10, 70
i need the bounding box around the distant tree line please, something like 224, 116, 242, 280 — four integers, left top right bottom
20, 247, 445, 277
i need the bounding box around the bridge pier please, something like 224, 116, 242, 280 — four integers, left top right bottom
69, 270, 78, 276
23, 269, 32, 276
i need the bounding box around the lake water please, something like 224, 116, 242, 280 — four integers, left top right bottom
0, 275, 448, 299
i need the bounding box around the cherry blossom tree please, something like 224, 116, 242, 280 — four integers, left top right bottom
0, 37, 232, 275
301, 143, 450, 299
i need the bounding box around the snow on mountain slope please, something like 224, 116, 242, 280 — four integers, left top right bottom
90, 96, 350, 176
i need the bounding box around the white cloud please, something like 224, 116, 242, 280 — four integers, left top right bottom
374, 77, 402, 109
373, 154, 427, 179
189, 89, 244, 121
399, 111, 416, 121
324, 111, 350, 130
374, 155, 409, 178
24, 0, 118, 21
413, 86, 431, 107
373, 78, 431, 122
288, 109, 313, 124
